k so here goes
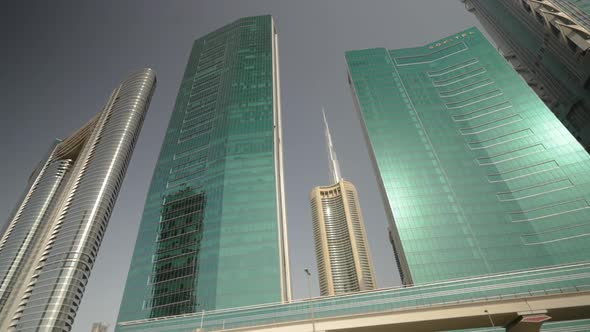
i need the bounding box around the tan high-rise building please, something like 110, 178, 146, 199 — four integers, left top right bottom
309, 110, 376, 296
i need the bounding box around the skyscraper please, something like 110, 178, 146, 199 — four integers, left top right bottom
463, 0, 590, 150
116, 15, 290, 324
346, 27, 590, 286
0, 68, 156, 331
309, 110, 376, 296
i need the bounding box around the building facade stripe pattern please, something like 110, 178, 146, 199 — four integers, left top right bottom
309, 110, 376, 296
463, 0, 590, 150
0, 68, 156, 331
116, 16, 290, 325
346, 27, 590, 286
310, 181, 376, 296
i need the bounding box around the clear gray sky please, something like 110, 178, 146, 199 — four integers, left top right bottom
0, 1, 483, 331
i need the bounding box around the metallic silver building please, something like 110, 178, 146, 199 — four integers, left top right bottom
0, 68, 156, 331
463, 0, 590, 149
309, 110, 376, 296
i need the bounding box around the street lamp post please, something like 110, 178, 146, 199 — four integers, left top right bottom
200, 309, 205, 329
304, 268, 316, 332
484, 309, 495, 327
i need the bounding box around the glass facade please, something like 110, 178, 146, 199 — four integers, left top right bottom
116, 263, 590, 331
464, 0, 590, 150
346, 27, 590, 285
117, 15, 290, 325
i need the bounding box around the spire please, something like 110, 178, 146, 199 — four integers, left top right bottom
323, 108, 342, 184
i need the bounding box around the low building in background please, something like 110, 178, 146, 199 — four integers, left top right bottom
309, 109, 376, 296
91, 323, 108, 332
0, 69, 156, 332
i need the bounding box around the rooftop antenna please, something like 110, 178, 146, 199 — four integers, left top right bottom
323, 108, 342, 184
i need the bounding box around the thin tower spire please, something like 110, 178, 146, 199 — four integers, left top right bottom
323, 108, 342, 184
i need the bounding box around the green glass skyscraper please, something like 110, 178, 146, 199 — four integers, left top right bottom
346, 27, 590, 286
464, 0, 590, 150
117, 15, 291, 324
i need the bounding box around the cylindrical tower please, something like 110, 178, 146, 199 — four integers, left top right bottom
0, 69, 156, 332
310, 109, 376, 296
310, 180, 376, 296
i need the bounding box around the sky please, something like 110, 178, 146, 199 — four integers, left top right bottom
0, 1, 483, 331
